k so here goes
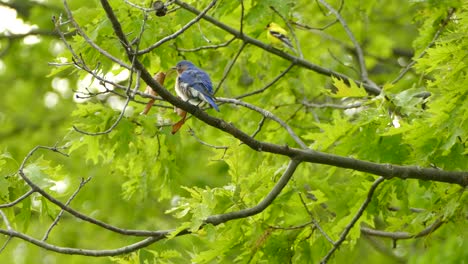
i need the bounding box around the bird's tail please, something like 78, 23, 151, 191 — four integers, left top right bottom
205, 96, 220, 112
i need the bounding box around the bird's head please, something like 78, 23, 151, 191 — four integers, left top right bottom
172, 60, 195, 74
266, 22, 278, 30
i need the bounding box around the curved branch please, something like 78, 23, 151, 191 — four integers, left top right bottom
0, 29, 75, 40
205, 159, 301, 225
17, 146, 170, 237
0, 228, 162, 256
0, 189, 35, 208
361, 218, 444, 240
72, 93, 132, 135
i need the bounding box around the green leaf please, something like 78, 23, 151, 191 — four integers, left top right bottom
330, 77, 367, 98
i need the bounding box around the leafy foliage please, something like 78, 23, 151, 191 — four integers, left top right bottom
0, 0, 467, 263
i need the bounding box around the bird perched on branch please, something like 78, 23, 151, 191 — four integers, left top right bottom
266, 22, 295, 52
172, 60, 219, 112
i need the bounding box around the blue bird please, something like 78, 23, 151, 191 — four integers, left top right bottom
172, 60, 219, 112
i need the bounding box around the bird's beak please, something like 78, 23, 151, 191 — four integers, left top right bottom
167, 67, 177, 76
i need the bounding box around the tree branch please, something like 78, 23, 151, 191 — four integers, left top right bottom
42, 177, 92, 241
17, 145, 170, 237
0, 29, 75, 40
320, 177, 386, 263
205, 159, 301, 225
317, 0, 379, 92
177, 36, 236, 52
0, 228, 162, 256
136, 0, 217, 55
360, 218, 444, 240
0, 189, 35, 209
218, 97, 308, 149
391, 8, 456, 85
235, 63, 295, 100
214, 42, 246, 94
298, 192, 335, 245
62, 0, 132, 70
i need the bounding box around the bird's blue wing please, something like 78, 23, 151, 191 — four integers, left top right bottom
179, 68, 219, 111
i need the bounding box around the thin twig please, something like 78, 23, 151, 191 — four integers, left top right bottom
214, 42, 246, 94
197, 22, 211, 43
270, 6, 303, 58
361, 218, 444, 240
136, 0, 217, 55
327, 47, 360, 76
0, 189, 35, 208
72, 84, 133, 135
236, 63, 295, 99
269, 220, 315, 230
0, 210, 12, 253
251, 116, 267, 138
188, 128, 228, 160
239, 0, 245, 35
391, 8, 456, 85
52, 14, 81, 63
320, 177, 385, 264
298, 193, 335, 245
123, 0, 152, 11
0, 235, 12, 254
178, 37, 236, 52
63, 0, 132, 69
218, 97, 308, 150
188, 128, 228, 150
291, 19, 337, 31
302, 100, 363, 109
0, 210, 12, 231
42, 177, 92, 241
317, 0, 380, 92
